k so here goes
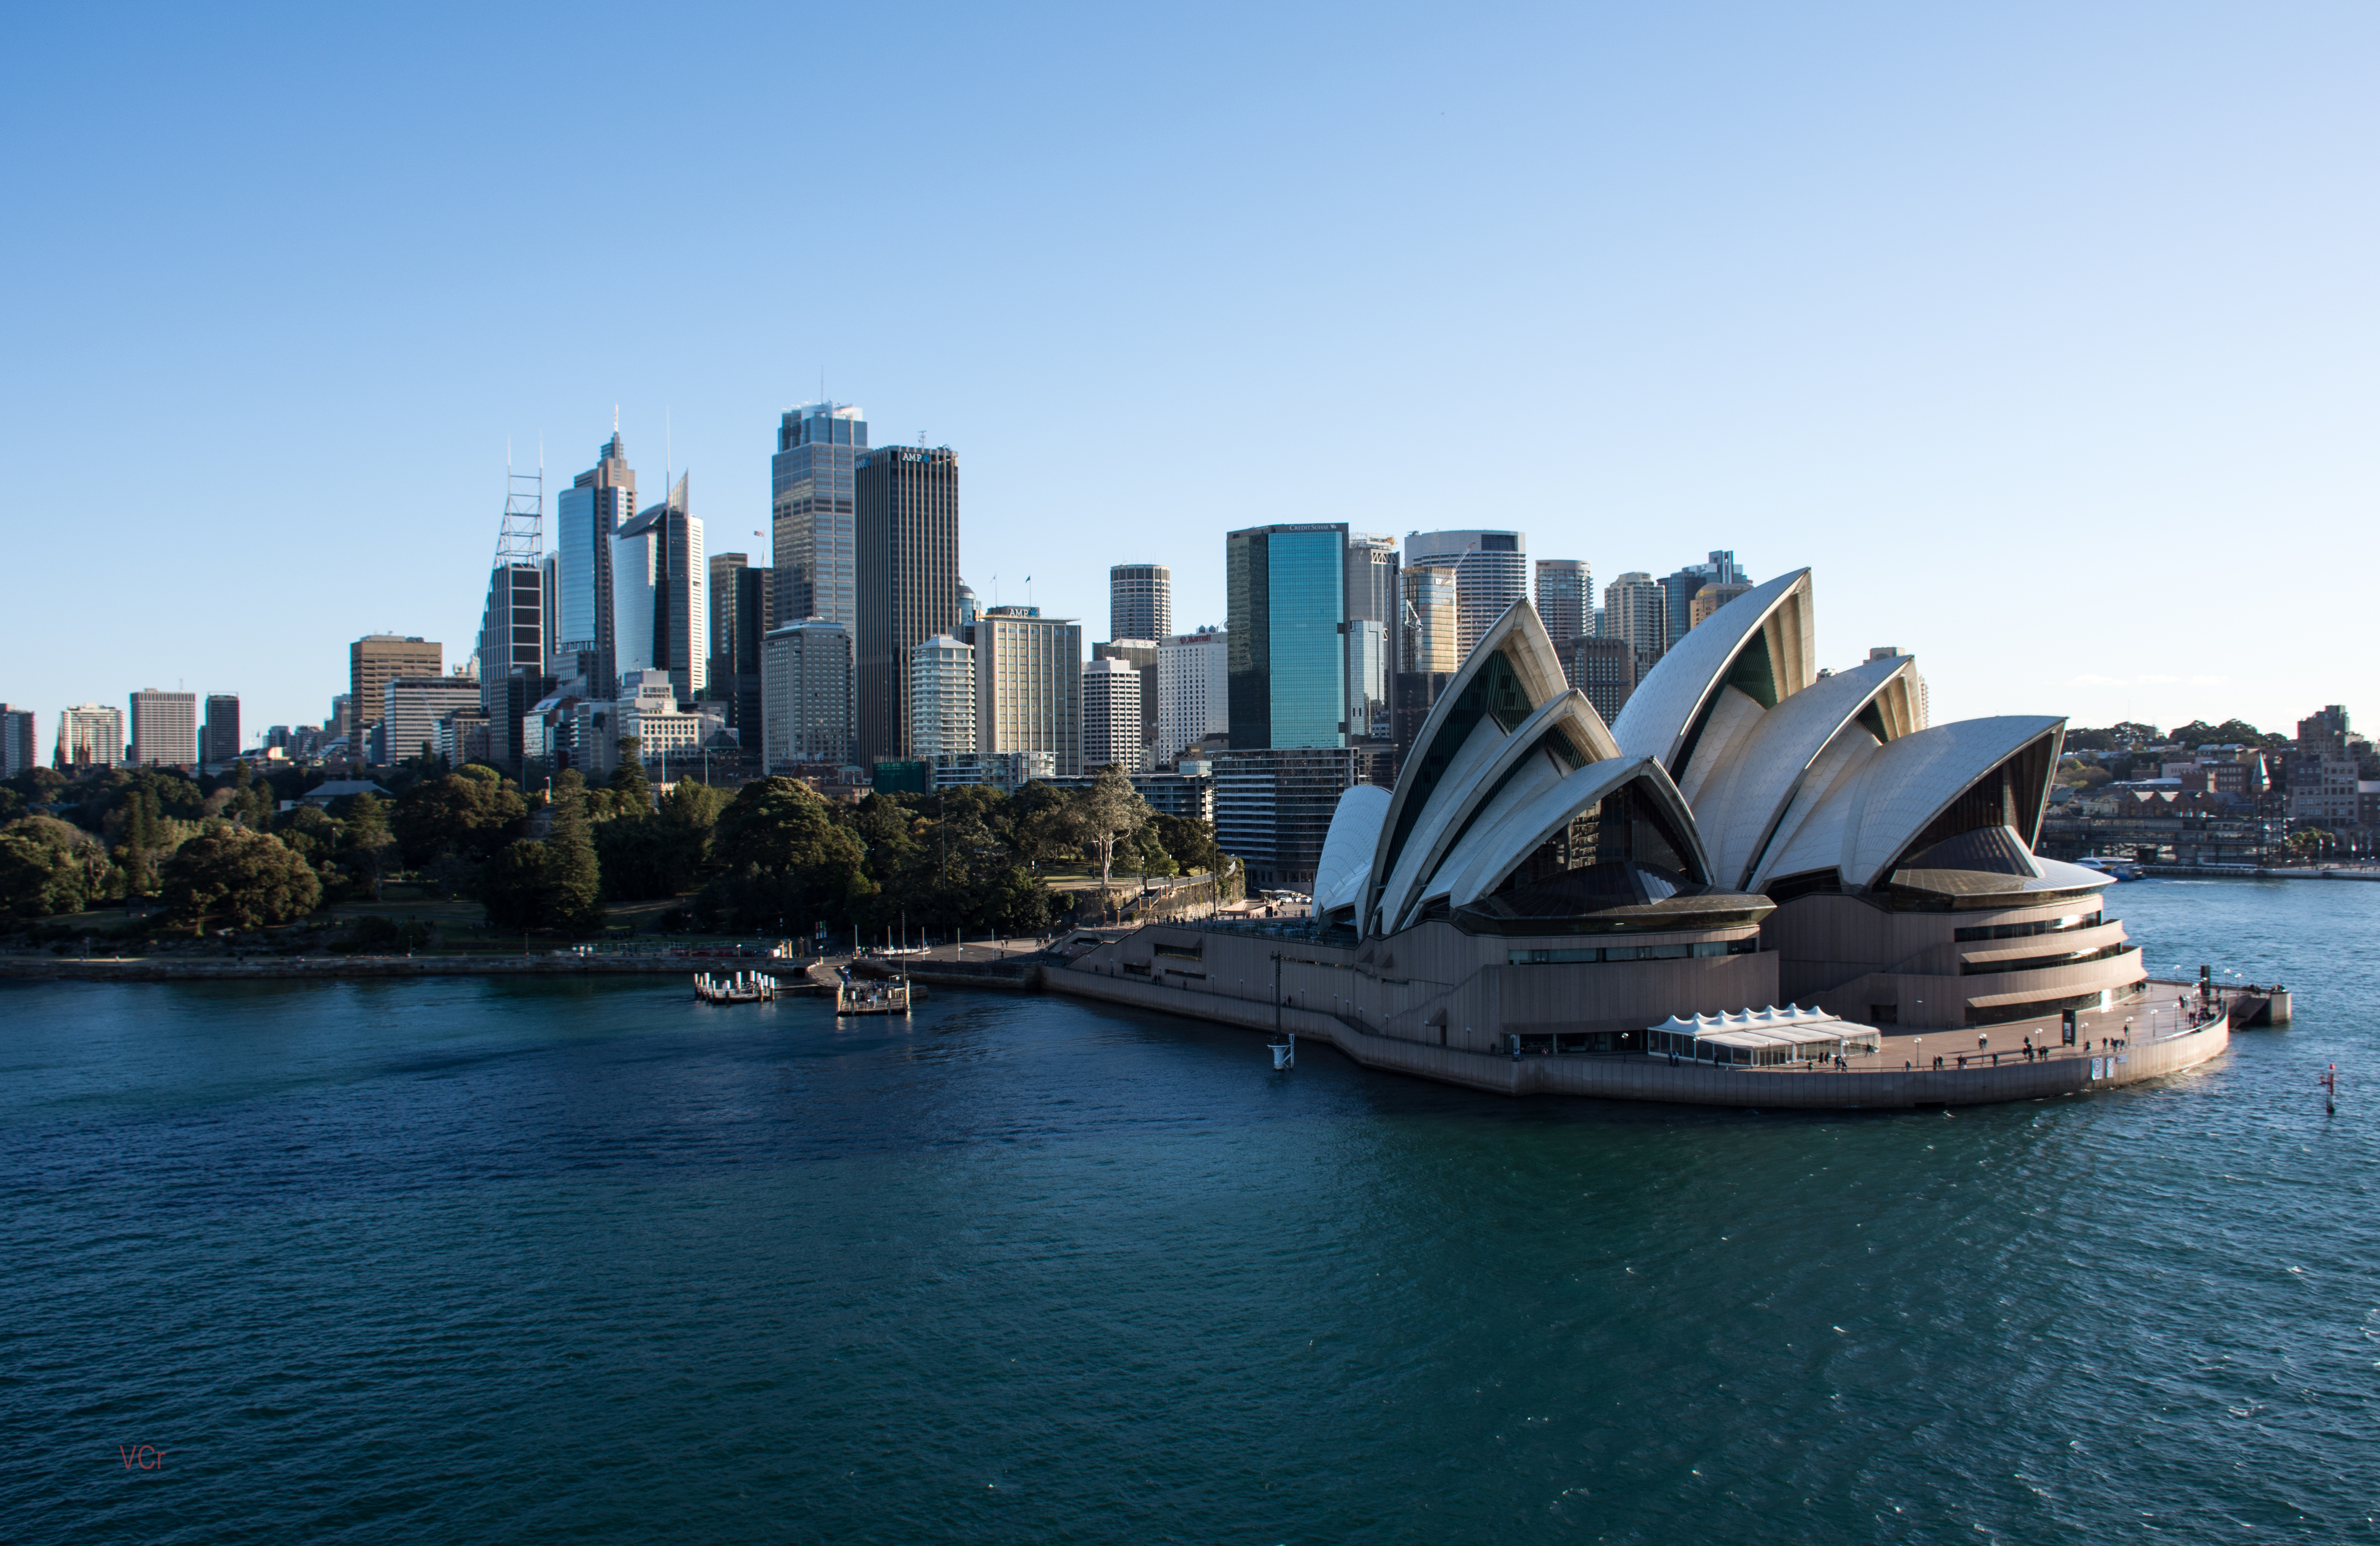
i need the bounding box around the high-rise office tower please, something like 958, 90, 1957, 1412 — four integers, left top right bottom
203, 694, 240, 766
1690, 580, 1754, 630
1226, 523, 1348, 750
710, 563, 768, 749
1659, 550, 1747, 646
0, 705, 36, 776
1082, 656, 1144, 773
772, 401, 867, 629
1602, 572, 1668, 681
708, 552, 749, 661
1091, 640, 1158, 764
478, 560, 544, 690
1109, 564, 1171, 643
1564, 636, 1637, 725
55, 704, 124, 768
129, 690, 199, 770
1405, 529, 1525, 654
759, 620, 855, 768
554, 431, 637, 688
1344, 534, 1399, 749
909, 633, 977, 763
382, 677, 482, 766
1535, 559, 1591, 644
976, 606, 1083, 778
956, 579, 980, 644
1392, 561, 1461, 763
855, 444, 960, 767
1156, 628, 1228, 767
478, 458, 546, 748
612, 473, 707, 702
351, 635, 440, 750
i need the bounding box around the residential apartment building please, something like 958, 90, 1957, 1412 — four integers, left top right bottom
1534, 559, 1591, 645
55, 704, 124, 768
1091, 639, 1159, 764
1600, 572, 1668, 681
909, 633, 977, 763
1083, 656, 1144, 773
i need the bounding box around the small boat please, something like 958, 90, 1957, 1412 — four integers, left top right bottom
694, 970, 783, 1004
2072, 855, 2141, 881
835, 973, 914, 1017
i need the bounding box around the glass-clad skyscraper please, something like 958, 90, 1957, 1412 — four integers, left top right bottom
772, 402, 866, 629
1226, 523, 1347, 750
554, 432, 637, 690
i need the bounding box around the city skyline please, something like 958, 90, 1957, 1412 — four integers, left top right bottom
6, 6, 2377, 735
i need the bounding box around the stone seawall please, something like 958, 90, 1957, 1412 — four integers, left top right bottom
1044, 964, 2230, 1109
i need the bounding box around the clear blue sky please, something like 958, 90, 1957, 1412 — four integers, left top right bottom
5, 2, 2373, 744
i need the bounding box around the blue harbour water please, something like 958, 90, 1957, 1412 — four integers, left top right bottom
4, 879, 2377, 1543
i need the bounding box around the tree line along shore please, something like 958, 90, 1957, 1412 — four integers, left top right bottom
0, 749, 1241, 960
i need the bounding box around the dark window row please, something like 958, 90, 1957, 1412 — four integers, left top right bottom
1953, 909, 2102, 943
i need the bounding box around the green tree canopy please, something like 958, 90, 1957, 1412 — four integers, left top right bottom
160, 828, 322, 933
541, 780, 606, 935
697, 777, 871, 934
392, 772, 529, 866
0, 834, 91, 922
610, 738, 651, 812
340, 792, 397, 901
481, 840, 550, 931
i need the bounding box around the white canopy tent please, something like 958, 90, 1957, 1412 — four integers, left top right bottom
1648, 1005, 1883, 1066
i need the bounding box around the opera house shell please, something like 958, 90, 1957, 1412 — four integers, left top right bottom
1311, 567, 2147, 1035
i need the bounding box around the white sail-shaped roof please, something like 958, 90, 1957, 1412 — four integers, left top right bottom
1688, 654, 1919, 891
1753, 715, 2064, 892
1375, 690, 1617, 933
1314, 784, 1390, 917
1439, 756, 1706, 912
1364, 599, 1586, 932
1614, 569, 1815, 780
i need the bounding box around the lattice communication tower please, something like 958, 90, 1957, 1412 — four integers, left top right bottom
495, 449, 543, 566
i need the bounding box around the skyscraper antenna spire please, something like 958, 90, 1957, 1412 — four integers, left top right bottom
613, 403, 620, 434
665, 409, 672, 495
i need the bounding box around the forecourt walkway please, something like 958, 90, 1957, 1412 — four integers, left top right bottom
1043, 964, 2233, 1110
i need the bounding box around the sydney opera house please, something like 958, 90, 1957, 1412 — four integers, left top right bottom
1062, 570, 2165, 1088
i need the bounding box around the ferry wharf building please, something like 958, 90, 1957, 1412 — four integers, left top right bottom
1061, 569, 2154, 1068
